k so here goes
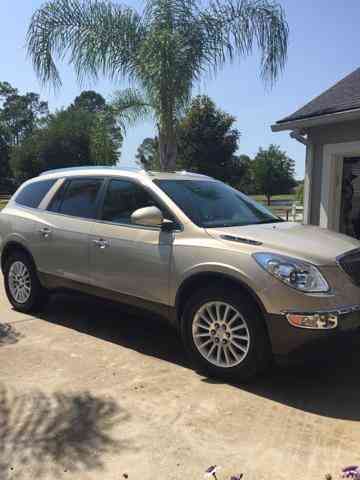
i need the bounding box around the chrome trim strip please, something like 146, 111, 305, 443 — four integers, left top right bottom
282, 304, 360, 316
220, 234, 262, 246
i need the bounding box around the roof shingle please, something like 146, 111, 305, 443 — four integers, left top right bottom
277, 67, 360, 124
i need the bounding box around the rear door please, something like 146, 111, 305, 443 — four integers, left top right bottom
33, 177, 104, 286
89, 178, 174, 305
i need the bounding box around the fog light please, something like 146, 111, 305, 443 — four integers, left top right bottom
286, 313, 338, 330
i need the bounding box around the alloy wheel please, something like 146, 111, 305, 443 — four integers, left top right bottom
8, 261, 32, 304
192, 301, 250, 368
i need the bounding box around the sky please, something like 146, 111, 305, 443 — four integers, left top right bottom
1, 0, 360, 179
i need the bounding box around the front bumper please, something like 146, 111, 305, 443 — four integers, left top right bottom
266, 304, 360, 361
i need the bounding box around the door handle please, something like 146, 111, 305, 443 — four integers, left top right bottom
39, 227, 52, 239
93, 238, 110, 249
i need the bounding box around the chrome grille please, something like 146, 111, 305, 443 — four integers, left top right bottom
338, 249, 360, 286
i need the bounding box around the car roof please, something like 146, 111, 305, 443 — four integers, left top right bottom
37, 166, 213, 182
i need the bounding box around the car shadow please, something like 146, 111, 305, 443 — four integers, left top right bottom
40, 292, 188, 368
205, 335, 360, 421
38, 293, 360, 421
0, 383, 133, 480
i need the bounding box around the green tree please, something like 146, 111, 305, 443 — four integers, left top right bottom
177, 95, 240, 182
71, 90, 123, 157
0, 83, 16, 178
27, 0, 288, 171
0, 81, 17, 101
252, 144, 296, 205
90, 112, 122, 165
230, 154, 254, 193
136, 137, 160, 170
136, 96, 252, 188
1, 88, 48, 146
0, 122, 11, 179
11, 106, 121, 181
0, 81, 49, 181
71, 91, 106, 113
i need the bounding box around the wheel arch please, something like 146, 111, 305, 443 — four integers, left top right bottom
1, 240, 36, 273
175, 271, 268, 325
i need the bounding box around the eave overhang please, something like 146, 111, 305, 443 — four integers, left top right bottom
271, 107, 360, 132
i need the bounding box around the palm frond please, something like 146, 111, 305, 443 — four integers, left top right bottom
110, 88, 152, 133
139, 0, 205, 123
198, 0, 288, 83
26, 0, 145, 88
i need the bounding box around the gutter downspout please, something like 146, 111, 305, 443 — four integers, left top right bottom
289, 130, 312, 225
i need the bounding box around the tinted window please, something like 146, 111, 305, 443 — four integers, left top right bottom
47, 181, 67, 212
58, 178, 103, 219
15, 179, 56, 208
102, 179, 164, 225
154, 179, 281, 228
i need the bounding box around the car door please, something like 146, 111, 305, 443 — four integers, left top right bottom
33, 176, 104, 286
89, 178, 174, 305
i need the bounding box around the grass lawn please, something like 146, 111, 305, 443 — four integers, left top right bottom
0, 200, 8, 210
250, 193, 297, 204
249, 194, 303, 220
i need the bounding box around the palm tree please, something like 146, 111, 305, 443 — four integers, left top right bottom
27, 0, 288, 171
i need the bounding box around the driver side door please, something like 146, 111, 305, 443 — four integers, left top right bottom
89, 178, 174, 306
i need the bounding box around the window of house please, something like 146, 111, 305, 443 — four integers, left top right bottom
341, 158, 360, 239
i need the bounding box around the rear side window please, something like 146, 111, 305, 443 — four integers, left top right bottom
47, 181, 67, 212
15, 179, 56, 208
57, 178, 103, 219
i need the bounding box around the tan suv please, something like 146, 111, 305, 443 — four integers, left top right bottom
1, 167, 360, 380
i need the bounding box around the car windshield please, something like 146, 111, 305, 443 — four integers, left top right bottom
154, 179, 282, 228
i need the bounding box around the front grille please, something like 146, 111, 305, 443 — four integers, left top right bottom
338, 249, 360, 286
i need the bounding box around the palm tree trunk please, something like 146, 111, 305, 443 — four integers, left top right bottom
158, 126, 177, 171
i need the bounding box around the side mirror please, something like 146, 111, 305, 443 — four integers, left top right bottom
161, 218, 177, 232
131, 206, 163, 227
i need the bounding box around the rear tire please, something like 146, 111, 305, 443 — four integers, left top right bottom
4, 251, 48, 313
181, 287, 271, 382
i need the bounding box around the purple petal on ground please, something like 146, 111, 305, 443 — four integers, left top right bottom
343, 467, 359, 473
204, 465, 221, 478
206, 466, 217, 473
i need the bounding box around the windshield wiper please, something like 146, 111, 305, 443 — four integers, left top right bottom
204, 219, 283, 228
256, 218, 284, 224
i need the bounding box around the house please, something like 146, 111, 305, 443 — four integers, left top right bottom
272, 68, 360, 240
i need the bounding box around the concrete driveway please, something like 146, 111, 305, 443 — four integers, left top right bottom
1, 279, 360, 480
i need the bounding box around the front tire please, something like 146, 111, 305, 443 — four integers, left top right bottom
4, 251, 47, 313
181, 287, 271, 381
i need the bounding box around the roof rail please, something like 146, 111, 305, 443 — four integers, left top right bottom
147, 169, 212, 178
40, 165, 144, 176
175, 170, 211, 178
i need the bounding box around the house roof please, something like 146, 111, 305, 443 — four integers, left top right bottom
277, 67, 360, 125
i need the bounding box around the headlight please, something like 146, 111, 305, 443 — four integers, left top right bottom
253, 252, 329, 293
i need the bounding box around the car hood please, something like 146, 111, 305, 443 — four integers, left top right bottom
206, 222, 360, 265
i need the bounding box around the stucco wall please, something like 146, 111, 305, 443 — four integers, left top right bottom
306, 119, 360, 225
